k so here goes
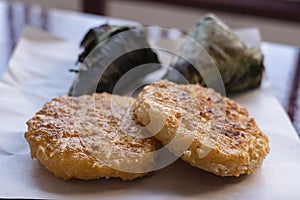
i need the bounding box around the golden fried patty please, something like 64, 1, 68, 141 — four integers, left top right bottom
135, 80, 270, 177
25, 93, 159, 180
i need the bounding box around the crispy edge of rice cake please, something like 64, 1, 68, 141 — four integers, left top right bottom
25, 93, 159, 180
135, 80, 270, 177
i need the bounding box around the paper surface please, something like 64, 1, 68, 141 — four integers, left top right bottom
0, 27, 300, 200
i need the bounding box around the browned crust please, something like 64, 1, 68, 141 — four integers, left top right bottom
135, 80, 270, 176
25, 93, 158, 180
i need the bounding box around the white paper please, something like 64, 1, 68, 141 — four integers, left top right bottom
0, 27, 300, 200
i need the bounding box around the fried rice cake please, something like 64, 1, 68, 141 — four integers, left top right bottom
25, 93, 159, 180
135, 80, 270, 177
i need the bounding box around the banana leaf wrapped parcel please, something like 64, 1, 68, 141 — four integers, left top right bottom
69, 24, 160, 96
167, 14, 264, 93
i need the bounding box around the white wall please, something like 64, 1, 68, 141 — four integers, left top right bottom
107, 0, 300, 47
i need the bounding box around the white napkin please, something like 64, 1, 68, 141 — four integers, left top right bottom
0, 27, 299, 200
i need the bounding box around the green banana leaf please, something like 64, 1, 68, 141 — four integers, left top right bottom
167, 14, 264, 93
69, 24, 160, 96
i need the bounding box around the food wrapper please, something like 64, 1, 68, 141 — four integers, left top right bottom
0, 27, 299, 200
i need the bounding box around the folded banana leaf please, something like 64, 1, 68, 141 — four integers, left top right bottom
166, 14, 264, 93
69, 24, 160, 96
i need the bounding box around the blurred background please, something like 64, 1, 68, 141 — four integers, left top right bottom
6, 0, 300, 47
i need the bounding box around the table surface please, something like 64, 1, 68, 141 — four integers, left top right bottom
0, 0, 299, 136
